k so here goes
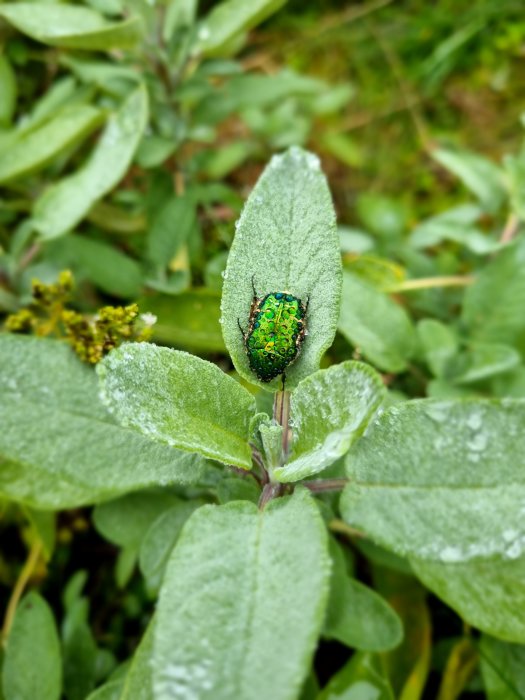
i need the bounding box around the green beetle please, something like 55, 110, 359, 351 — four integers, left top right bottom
239, 279, 308, 383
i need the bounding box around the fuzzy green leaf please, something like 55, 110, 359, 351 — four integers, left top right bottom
221, 146, 342, 391
274, 361, 384, 482
342, 399, 525, 562
2, 592, 62, 700
153, 490, 330, 700
0, 335, 204, 509
34, 86, 148, 240
338, 272, 415, 372
98, 342, 256, 468
0, 4, 143, 50
411, 555, 525, 643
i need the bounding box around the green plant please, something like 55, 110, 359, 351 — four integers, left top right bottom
3, 146, 525, 699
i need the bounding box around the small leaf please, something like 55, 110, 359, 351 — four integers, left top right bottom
338, 271, 416, 372
0, 52, 17, 127
221, 147, 342, 391
0, 105, 102, 184
409, 204, 499, 254
2, 592, 62, 700
480, 634, 525, 699
417, 319, 458, 378
259, 421, 283, 472
342, 398, 525, 562
140, 289, 226, 353
432, 147, 506, 213
0, 335, 204, 509
411, 555, 525, 643
462, 237, 525, 346
317, 652, 394, 700
147, 194, 196, 266
194, 0, 287, 56
274, 361, 384, 482
49, 234, 143, 298
93, 492, 179, 549
0, 4, 143, 50
153, 490, 330, 700
451, 343, 520, 385
98, 342, 256, 468
139, 502, 202, 591
324, 540, 403, 652
34, 86, 148, 240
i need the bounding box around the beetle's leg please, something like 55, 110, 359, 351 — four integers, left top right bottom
281, 372, 286, 391
304, 295, 310, 314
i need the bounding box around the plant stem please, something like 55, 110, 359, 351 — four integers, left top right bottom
499, 212, 520, 244
329, 519, 365, 539
304, 478, 349, 493
273, 390, 291, 460
1, 540, 42, 647
258, 483, 283, 509
385, 275, 474, 293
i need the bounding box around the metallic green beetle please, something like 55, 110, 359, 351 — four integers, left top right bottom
239, 279, 308, 383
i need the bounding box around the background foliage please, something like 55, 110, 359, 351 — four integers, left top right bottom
2, 0, 525, 698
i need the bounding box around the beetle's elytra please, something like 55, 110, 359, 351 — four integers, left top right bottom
239, 286, 308, 382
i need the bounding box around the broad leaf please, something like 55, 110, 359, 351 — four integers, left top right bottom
480, 635, 525, 699
2, 592, 62, 700
153, 490, 330, 700
221, 146, 342, 391
274, 361, 384, 482
342, 399, 525, 562
195, 0, 287, 56
0, 335, 203, 509
0, 105, 102, 184
338, 271, 415, 372
34, 86, 148, 240
0, 4, 143, 50
411, 555, 525, 643
98, 342, 256, 468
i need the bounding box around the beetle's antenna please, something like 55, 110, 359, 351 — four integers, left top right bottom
237, 318, 245, 340
251, 274, 257, 298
